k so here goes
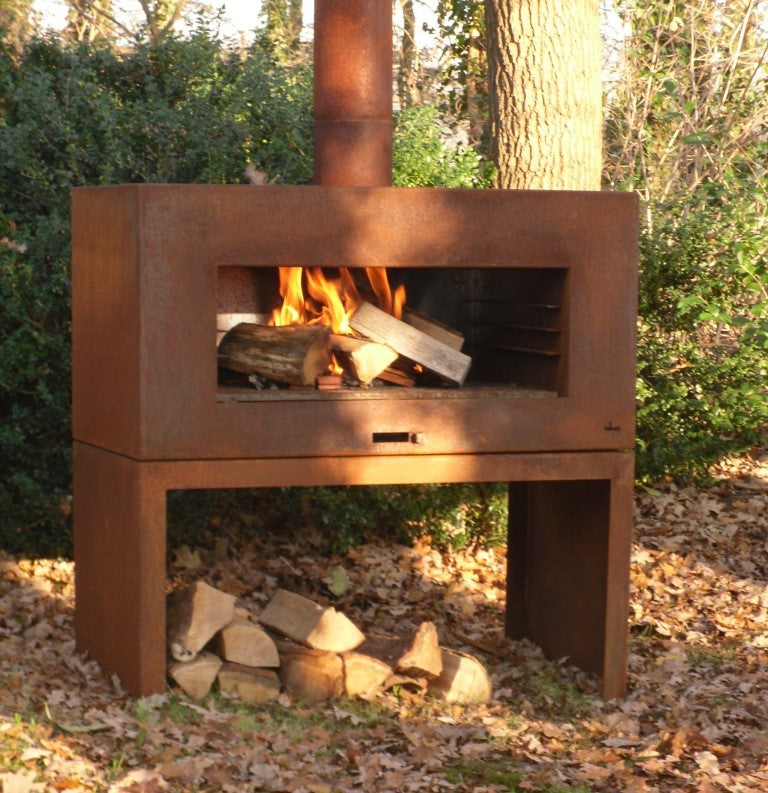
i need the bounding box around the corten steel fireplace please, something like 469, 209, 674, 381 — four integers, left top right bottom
72, 0, 637, 699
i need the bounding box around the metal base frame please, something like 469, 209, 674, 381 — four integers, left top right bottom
73, 442, 633, 699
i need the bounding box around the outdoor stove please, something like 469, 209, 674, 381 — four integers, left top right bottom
71, 0, 637, 699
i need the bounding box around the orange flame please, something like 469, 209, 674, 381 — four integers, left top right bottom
271, 266, 366, 336
365, 267, 405, 320
271, 266, 404, 334
272, 266, 305, 326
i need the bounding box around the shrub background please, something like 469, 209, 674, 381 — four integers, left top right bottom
0, 30, 490, 555
1, 24, 766, 555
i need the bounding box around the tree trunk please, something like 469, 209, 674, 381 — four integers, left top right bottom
66, 0, 114, 42
1, 0, 33, 49
264, 0, 303, 59
484, 0, 602, 189
397, 0, 420, 107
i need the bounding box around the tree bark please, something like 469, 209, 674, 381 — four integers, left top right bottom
264, 0, 303, 58
484, 0, 602, 189
397, 0, 420, 107
217, 324, 331, 388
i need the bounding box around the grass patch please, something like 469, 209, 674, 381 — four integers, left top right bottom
219, 696, 385, 739
132, 693, 202, 727
687, 644, 738, 667
443, 758, 591, 792
444, 757, 523, 789
515, 666, 594, 718
160, 694, 202, 725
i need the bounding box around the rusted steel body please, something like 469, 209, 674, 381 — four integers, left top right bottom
72, 0, 637, 701
72, 184, 637, 699
313, 0, 392, 186
72, 186, 636, 459
73, 444, 633, 698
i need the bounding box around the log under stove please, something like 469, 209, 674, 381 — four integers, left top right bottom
71, 1, 638, 699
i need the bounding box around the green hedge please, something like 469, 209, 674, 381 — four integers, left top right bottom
0, 30, 489, 555
2, 27, 765, 556
636, 188, 768, 482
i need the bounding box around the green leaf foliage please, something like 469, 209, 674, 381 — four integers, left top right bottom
636, 188, 768, 482
0, 29, 495, 554
393, 105, 492, 188
604, 0, 768, 482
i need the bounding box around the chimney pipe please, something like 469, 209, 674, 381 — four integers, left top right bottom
313, 0, 393, 187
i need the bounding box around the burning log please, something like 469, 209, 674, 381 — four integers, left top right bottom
329, 334, 398, 385
403, 307, 465, 351
217, 323, 331, 387
350, 302, 471, 386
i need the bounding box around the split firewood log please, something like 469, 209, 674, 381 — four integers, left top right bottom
276, 641, 344, 704
403, 306, 465, 351
395, 622, 443, 678
329, 334, 398, 385
218, 663, 281, 706
341, 652, 392, 700
168, 652, 222, 700
216, 616, 279, 668
258, 589, 365, 653
350, 301, 471, 385
166, 581, 236, 662
427, 649, 492, 703
356, 621, 442, 679
218, 323, 331, 387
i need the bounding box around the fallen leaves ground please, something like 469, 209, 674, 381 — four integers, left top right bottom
1, 451, 767, 793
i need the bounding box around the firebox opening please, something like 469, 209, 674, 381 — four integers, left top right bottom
372, 431, 418, 444
216, 265, 568, 398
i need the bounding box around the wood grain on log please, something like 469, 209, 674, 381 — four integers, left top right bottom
395, 621, 443, 678
168, 652, 222, 700
350, 302, 471, 385
276, 642, 344, 704
329, 334, 398, 385
403, 307, 465, 351
218, 323, 331, 387
341, 652, 392, 700
217, 616, 279, 668
427, 649, 492, 703
166, 581, 236, 662
258, 589, 365, 653
218, 663, 281, 705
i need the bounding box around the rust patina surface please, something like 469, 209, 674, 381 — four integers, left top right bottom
71, 0, 637, 700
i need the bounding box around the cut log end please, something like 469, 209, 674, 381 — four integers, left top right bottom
259, 588, 365, 653
218, 664, 281, 706
276, 642, 344, 704
169, 652, 223, 700
218, 323, 331, 387
166, 581, 236, 662
427, 649, 492, 704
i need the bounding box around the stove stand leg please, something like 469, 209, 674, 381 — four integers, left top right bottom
506, 477, 631, 699
73, 442, 167, 697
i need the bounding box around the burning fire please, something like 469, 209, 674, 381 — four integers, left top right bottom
270, 266, 405, 334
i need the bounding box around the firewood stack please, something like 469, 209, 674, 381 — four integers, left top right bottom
217, 301, 472, 389
166, 581, 492, 706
